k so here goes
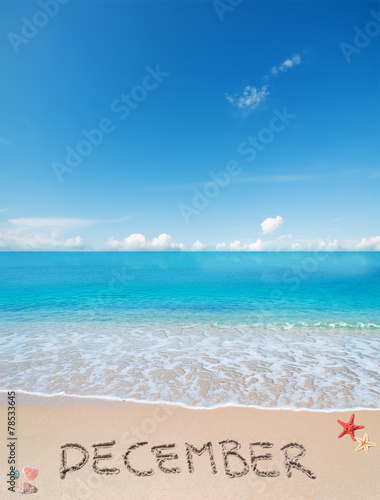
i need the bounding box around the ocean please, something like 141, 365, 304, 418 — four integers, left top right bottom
0, 251, 379, 409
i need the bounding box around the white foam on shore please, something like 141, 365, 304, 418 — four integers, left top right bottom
1, 322, 380, 410
1, 389, 379, 413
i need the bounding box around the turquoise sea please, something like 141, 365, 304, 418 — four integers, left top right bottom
0, 252, 379, 409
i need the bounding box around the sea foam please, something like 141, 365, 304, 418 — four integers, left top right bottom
1, 321, 379, 409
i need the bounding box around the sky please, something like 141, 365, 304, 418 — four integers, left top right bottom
0, 0, 379, 251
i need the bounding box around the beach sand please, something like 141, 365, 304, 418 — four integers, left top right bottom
1, 393, 379, 499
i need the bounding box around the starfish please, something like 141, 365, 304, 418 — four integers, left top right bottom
355, 433, 376, 453
337, 414, 365, 441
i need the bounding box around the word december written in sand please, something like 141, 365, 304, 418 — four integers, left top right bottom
60, 440, 316, 480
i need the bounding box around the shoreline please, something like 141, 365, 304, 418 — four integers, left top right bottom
1, 390, 380, 412
1, 393, 379, 499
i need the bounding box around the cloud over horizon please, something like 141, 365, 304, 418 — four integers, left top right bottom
1, 231, 380, 252
1, 217, 379, 252
104, 233, 186, 251
261, 215, 284, 235
216, 239, 264, 251
191, 240, 207, 251
355, 236, 380, 251
0, 230, 84, 250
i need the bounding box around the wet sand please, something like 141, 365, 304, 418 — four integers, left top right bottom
1, 393, 379, 499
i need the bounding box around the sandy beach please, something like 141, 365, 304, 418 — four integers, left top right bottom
1, 0, 379, 498
1, 393, 379, 499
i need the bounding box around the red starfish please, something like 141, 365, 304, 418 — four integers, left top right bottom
337, 414, 365, 441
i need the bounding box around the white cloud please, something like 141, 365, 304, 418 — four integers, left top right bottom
225, 53, 302, 112
1, 220, 379, 252
261, 216, 284, 235
248, 239, 264, 251
216, 239, 264, 251
354, 236, 380, 251
215, 237, 341, 252
104, 233, 186, 251
63, 236, 84, 248
270, 54, 301, 77
0, 216, 89, 250
152, 233, 186, 251
111, 233, 145, 250
0, 230, 84, 250
296, 237, 380, 252
317, 239, 339, 251
214, 237, 380, 252
288, 239, 340, 251
191, 240, 206, 251
215, 242, 227, 251
225, 85, 269, 111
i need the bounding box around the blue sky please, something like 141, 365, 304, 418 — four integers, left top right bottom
0, 0, 379, 251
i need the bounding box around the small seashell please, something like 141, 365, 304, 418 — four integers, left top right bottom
14, 469, 20, 479
17, 482, 38, 494
22, 465, 39, 481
